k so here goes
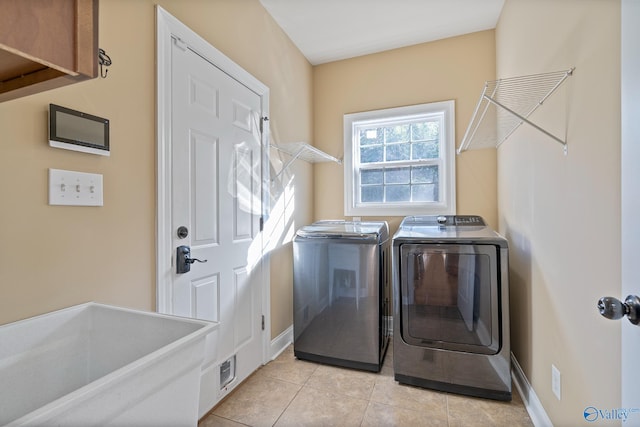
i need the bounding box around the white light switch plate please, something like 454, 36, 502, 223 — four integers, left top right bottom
49, 168, 104, 206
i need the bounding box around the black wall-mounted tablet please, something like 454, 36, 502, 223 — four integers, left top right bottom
49, 104, 110, 156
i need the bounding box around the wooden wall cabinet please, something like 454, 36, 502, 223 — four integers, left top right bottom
0, 0, 98, 103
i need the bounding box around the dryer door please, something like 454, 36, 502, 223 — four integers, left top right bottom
398, 243, 501, 354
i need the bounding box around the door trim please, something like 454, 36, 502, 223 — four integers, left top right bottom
155, 6, 271, 362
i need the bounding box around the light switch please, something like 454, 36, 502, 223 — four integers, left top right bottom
49, 168, 103, 206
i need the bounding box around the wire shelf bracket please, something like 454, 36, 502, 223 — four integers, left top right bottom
457, 67, 574, 155
270, 142, 342, 182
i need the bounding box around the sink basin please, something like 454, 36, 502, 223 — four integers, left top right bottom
0, 302, 217, 426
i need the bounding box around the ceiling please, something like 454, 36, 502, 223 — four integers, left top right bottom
259, 0, 505, 65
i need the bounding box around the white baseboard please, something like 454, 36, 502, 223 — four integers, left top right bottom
511, 353, 553, 427
269, 324, 293, 361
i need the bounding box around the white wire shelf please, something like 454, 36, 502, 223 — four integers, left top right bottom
270, 142, 342, 181
457, 67, 574, 155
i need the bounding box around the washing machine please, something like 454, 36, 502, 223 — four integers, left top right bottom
293, 220, 390, 372
392, 215, 511, 401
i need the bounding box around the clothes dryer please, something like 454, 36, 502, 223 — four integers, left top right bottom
392, 215, 511, 400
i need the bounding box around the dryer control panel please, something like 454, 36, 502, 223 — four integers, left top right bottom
434, 215, 486, 226
453, 215, 486, 226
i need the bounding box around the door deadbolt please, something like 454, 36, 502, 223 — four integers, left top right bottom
176, 245, 207, 274
177, 226, 189, 239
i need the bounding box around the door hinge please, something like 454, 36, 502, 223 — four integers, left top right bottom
259, 216, 264, 232
260, 116, 269, 133
261, 315, 265, 331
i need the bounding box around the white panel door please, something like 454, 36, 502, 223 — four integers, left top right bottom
621, 0, 640, 417
171, 38, 263, 413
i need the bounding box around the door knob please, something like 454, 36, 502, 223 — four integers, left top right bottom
176, 245, 208, 274
597, 295, 640, 325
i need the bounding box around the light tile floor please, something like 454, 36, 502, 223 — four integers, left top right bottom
199, 343, 534, 427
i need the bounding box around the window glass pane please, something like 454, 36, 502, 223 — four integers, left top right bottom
385, 167, 410, 184
411, 121, 440, 141
412, 165, 438, 183
412, 184, 438, 202
385, 124, 410, 143
360, 146, 383, 163
359, 127, 384, 146
386, 185, 410, 202
361, 169, 383, 185
361, 186, 383, 202
386, 143, 410, 161
412, 141, 439, 160
344, 100, 454, 215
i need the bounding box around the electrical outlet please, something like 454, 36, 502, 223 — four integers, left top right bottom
552, 364, 561, 400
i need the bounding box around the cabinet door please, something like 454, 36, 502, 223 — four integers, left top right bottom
0, 0, 98, 102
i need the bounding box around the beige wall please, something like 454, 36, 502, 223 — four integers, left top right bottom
497, 0, 621, 424
313, 30, 498, 232
0, 0, 313, 339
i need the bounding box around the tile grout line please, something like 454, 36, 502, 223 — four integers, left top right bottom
270, 385, 303, 427
361, 352, 392, 427
270, 356, 319, 427
358, 400, 375, 427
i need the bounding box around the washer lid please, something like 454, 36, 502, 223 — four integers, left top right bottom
296, 220, 388, 242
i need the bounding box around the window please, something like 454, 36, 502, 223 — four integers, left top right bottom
344, 101, 456, 216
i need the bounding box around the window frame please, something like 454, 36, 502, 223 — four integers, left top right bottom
343, 100, 456, 216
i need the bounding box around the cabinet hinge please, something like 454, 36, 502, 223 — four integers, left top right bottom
260, 116, 269, 133
261, 315, 265, 331
259, 216, 264, 232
